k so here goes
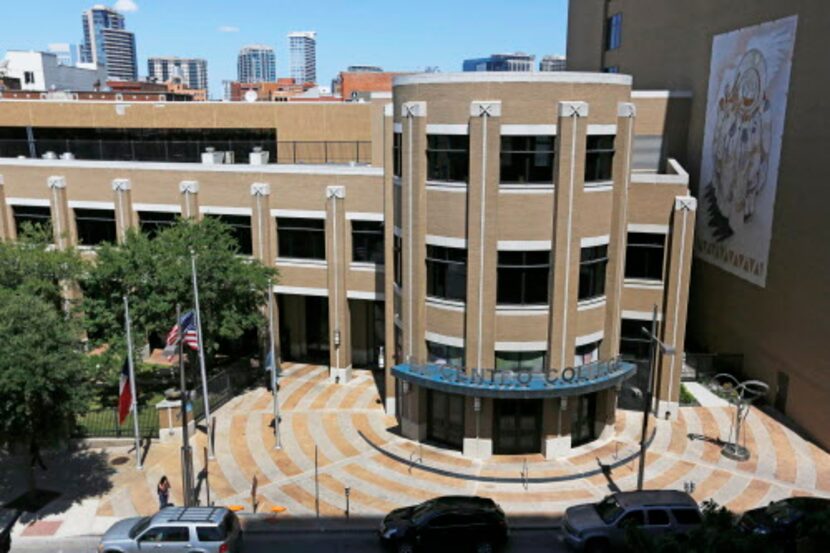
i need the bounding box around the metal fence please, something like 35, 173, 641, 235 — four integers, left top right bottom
192, 366, 260, 422
73, 405, 159, 439
683, 352, 744, 382
276, 140, 371, 165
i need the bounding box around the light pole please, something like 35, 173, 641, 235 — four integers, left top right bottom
636, 306, 675, 491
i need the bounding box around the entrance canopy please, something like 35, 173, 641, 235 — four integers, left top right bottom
392, 358, 636, 399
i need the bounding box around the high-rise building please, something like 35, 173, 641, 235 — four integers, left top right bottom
568, 0, 829, 449
237, 45, 276, 83
288, 32, 317, 84
47, 43, 83, 67
80, 4, 138, 81
462, 52, 535, 72
148, 57, 208, 91
539, 55, 567, 72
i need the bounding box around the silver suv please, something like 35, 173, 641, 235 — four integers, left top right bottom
561, 490, 702, 552
98, 507, 242, 553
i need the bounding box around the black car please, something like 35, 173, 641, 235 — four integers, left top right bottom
0, 509, 21, 553
379, 496, 509, 553
738, 497, 830, 543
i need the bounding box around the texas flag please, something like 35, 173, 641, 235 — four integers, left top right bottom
118, 357, 132, 425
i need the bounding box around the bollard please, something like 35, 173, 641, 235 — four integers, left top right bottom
344, 487, 351, 520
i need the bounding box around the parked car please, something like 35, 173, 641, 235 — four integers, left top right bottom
379, 495, 509, 553
98, 506, 242, 553
0, 508, 22, 553
561, 490, 702, 552
738, 496, 830, 544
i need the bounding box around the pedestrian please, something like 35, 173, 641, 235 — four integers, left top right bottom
157, 476, 170, 510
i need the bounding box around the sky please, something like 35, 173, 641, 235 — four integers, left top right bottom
0, 0, 569, 99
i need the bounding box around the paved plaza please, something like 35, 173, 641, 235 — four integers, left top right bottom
6, 363, 830, 541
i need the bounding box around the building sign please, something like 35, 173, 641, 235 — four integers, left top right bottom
695, 15, 797, 287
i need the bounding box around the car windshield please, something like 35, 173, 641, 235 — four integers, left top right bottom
129, 517, 152, 539
596, 496, 624, 524
768, 503, 799, 523
411, 501, 437, 524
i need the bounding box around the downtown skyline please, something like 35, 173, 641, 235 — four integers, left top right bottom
0, 0, 568, 98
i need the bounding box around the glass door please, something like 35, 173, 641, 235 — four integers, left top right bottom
427, 391, 465, 450
571, 393, 598, 447
493, 399, 542, 454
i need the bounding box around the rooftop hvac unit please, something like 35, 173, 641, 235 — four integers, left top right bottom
249, 147, 269, 165
223, 151, 235, 164
201, 147, 224, 164
42, 151, 58, 160
60, 152, 75, 160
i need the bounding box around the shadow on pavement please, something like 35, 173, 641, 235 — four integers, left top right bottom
0, 444, 115, 524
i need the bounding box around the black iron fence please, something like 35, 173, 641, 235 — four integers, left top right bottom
73, 405, 159, 439
683, 352, 744, 382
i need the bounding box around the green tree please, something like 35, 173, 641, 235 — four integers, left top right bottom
82, 217, 277, 365
0, 289, 92, 492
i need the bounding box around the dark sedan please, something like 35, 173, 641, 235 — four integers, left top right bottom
738, 497, 830, 544
379, 496, 509, 553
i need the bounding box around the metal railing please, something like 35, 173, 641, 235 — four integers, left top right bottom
276, 140, 371, 165
73, 406, 159, 439
683, 352, 744, 382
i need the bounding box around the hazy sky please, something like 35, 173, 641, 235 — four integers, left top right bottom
0, 0, 569, 98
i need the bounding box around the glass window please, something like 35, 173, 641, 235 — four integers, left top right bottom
585, 135, 615, 182
497, 251, 550, 305
206, 214, 253, 255
671, 508, 702, 525
12, 205, 51, 237
137, 211, 177, 239
603, 66, 620, 74
393, 132, 402, 178
352, 220, 384, 264
574, 339, 602, 366
393, 235, 402, 287
426, 245, 467, 302
495, 350, 546, 372
74, 208, 116, 246
596, 496, 624, 523
606, 13, 623, 50
647, 510, 670, 526
625, 232, 665, 281
140, 526, 189, 543
500, 136, 555, 184
427, 135, 469, 182
618, 510, 645, 528
427, 340, 465, 367
277, 217, 325, 260
196, 525, 226, 541
620, 319, 652, 361
578, 245, 608, 301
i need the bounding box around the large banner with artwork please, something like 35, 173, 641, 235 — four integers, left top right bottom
695, 15, 797, 287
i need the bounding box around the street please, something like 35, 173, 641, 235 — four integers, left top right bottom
11, 528, 569, 553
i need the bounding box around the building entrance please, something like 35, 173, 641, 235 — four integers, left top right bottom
278, 294, 329, 365
571, 393, 598, 447
427, 390, 465, 450
349, 299, 384, 369
493, 399, 542, 454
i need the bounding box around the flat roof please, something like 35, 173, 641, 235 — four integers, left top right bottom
394, 72, 632, 87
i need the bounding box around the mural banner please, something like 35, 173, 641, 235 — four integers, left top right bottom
695, 15, 797, 287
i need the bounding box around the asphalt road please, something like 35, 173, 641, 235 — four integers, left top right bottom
11, 528, 569, 553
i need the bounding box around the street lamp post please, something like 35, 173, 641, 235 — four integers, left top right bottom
636, 305, 675, 491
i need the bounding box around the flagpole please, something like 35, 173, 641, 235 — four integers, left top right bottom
123, 295, 142, 470
190, 250, 213, 460
177, 304, 195, 507
268, 280, 281, 449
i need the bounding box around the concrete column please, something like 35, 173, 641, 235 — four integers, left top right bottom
179, 180, 200, 219
656, 196, 697, 420
382, 103, 397, 414
47, 175, 72, 250
400, 101, 427, 364
463, 396, 494, 459
542, 397, 572, 459
0, 175, 10, 241
465, 101, 501, 372
250, 183, 274, 264
548, 101, 589, 371
603, 103, 636, 358
369, 98, 388, 168
326, 185, 351, 383
112, 178, 135, 243
400, 383, 427, 440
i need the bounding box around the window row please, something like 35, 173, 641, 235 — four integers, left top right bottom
396, 134, 615, 184
424, 340, 603, 370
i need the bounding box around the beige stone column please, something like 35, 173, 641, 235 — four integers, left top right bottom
543, 397, 572, 459
326, 185, 351, 383
655, 196, 697, 419
179, 180, 200, 219
548, 101, 589, 371
602, 102, 636, 358
112, 178, 135, 243
400, 383, 427, 441
463, 396, 494, 459
400, 101, 427, 364
47, 175, 72, 249
465, 101, 501, 375
250, 183, 274, 264
382, 103, 397, 414
0, 175, 10, 241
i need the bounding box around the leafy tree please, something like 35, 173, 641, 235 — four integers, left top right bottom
82, 217, 277, 366
0, 289, 92, 491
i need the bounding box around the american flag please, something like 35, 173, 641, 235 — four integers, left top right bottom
118, 357, 132, 425
166, 310, 200, 351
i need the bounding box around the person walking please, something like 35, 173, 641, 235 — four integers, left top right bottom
157, 476, 171, 510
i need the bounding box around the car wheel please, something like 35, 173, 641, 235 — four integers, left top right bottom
475, 541, 494, 553
396, 541, 416, 553
585, 538, 610, 553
